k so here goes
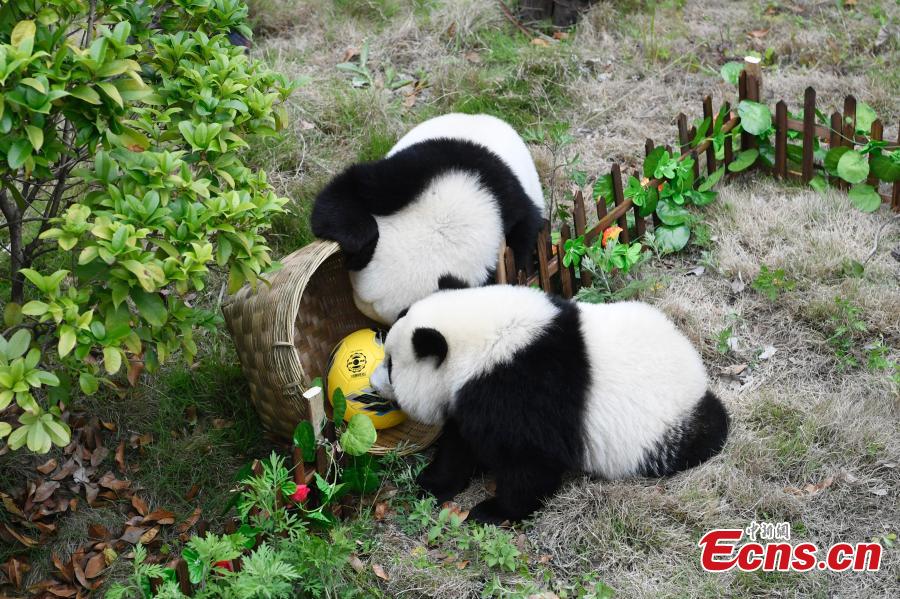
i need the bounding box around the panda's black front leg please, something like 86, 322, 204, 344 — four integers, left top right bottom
469, 461, 563, 524
416, 418, 477, 504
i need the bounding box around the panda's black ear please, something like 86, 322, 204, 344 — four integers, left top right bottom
412, 327, 448, 367
311, 165, 378, 269
437, 274, 469, 291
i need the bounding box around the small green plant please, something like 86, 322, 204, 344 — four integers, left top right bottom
826, 298, 868, 369
335, 41, 413, 90
751, 265, 796, 300
566, 227, 653, 304
716, 326, 735, 355
477, 525, 522, 572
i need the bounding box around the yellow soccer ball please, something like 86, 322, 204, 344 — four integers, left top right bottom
326, 328, 407, 430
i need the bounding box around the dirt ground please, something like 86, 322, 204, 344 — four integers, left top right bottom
2, 1, 898, 597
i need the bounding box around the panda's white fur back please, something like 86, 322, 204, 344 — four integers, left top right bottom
381, 286, 710, 478
577, 301, 708, 478
388, 113, 546, 216
349, 172, 505, 323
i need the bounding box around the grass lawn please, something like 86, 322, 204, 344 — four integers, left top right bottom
2, 1, 898, 597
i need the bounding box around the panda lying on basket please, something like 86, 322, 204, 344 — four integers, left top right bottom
369, 285, 730, 524
311, 113, 545, 325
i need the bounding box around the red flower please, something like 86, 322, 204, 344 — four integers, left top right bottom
214, 560, 233, 572
290, 484, 310, 503
601, 226, 623, 248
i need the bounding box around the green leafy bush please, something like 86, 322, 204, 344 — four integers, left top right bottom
0, 1, 295, 452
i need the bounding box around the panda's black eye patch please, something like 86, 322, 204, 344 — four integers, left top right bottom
412, 327, 448, 367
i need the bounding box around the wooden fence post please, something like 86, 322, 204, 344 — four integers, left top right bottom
572, 190, 591, 287
702, 96, 716, 175
801, 87, 816, 183
610, 163, 630, 244
774, 100, 787, 178
557, 224, 575, 298
868, 119, 883, 189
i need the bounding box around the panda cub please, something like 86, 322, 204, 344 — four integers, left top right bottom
369, 285, 730, 524
311, 113, 545, 325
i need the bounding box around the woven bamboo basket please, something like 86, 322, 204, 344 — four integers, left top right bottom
222, 240, 440, 456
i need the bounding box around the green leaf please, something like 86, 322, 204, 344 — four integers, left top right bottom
0, 422, 10, 440
79, 372, 99, 395
25, 125, 43, 151
4, 302, 23, 328
698, 167, 725, 192
728, 149, 758, 172
131, 290, 167, 327
656, 200, 691, 226
103, 346, 122, 374
654, 224, 691, 254
737, 100, 772, 135
11, 20, 36, 52
824, 146, 851, 175
720, 62, 743, 86
26, 419, 52, 453
836, 150, 869, 184
7, 329, 31, 359
870, 154, 900, 182
343, 455, 381, 494
848, 184, 881, 213
332, 387, 347, 425
7, 139, 32, 170
58, 324, 76, 358
21, 301, 48, 316
292, 420, 316, 460
855, 102, 877, 134
809, 175, 829, 193
70, 86, 102, 105
340, 414, 377, 456
643, 147, 667, 179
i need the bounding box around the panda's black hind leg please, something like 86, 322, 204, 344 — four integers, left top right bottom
416, 419, 477, 503
469, 461, 563, 524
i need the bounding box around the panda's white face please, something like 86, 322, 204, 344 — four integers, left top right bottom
348, 171, 504, 325
369, 286, 561, 424
369, 309, 455, 425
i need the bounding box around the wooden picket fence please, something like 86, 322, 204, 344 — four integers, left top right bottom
497, 62, 900, 298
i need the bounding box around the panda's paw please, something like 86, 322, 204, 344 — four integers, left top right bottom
415, 469, 463, 504
468, 498, 512, 526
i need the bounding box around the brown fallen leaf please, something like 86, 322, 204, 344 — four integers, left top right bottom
88, 523, 112, 540
84, 483, 99, 506
101, 421, 117, 432
531, 37, 550, 47
455, 560, 469, 570
211, 418, 231, 429
91, 446, 109, 468
552, 31, 569, 40
184, 484, 200, 501
464, 51, 481, 63
131, 495, 149, 516
126, 358, 144, 387
373, 502, 389, 521
348, 553, 365, 574
784, 475, 834, 496
143, 509, 176, 525
2, 523, 38, 547
176, 506, 202, 534
53, 552, 74, 583
747, 29, 769, 39
37, 458, 59, 475
84, 552, 105, 579
98, 472, 131, 492
538, 554, 553, 564
341, 46, 360, 62
72, 550, 90, 589
1, 491, 26, 518
3, 555, 30, 588
139, 526, 160, 544
120, 526, 147, 545
402, 93, 417, 109
371, 563, 389, 581
46, 584, 78, 597
115, 440, 126, 473
34, 480, 61, 503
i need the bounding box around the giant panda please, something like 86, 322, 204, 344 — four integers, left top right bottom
311, 113, 546, 325
368, 285, 730, 524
